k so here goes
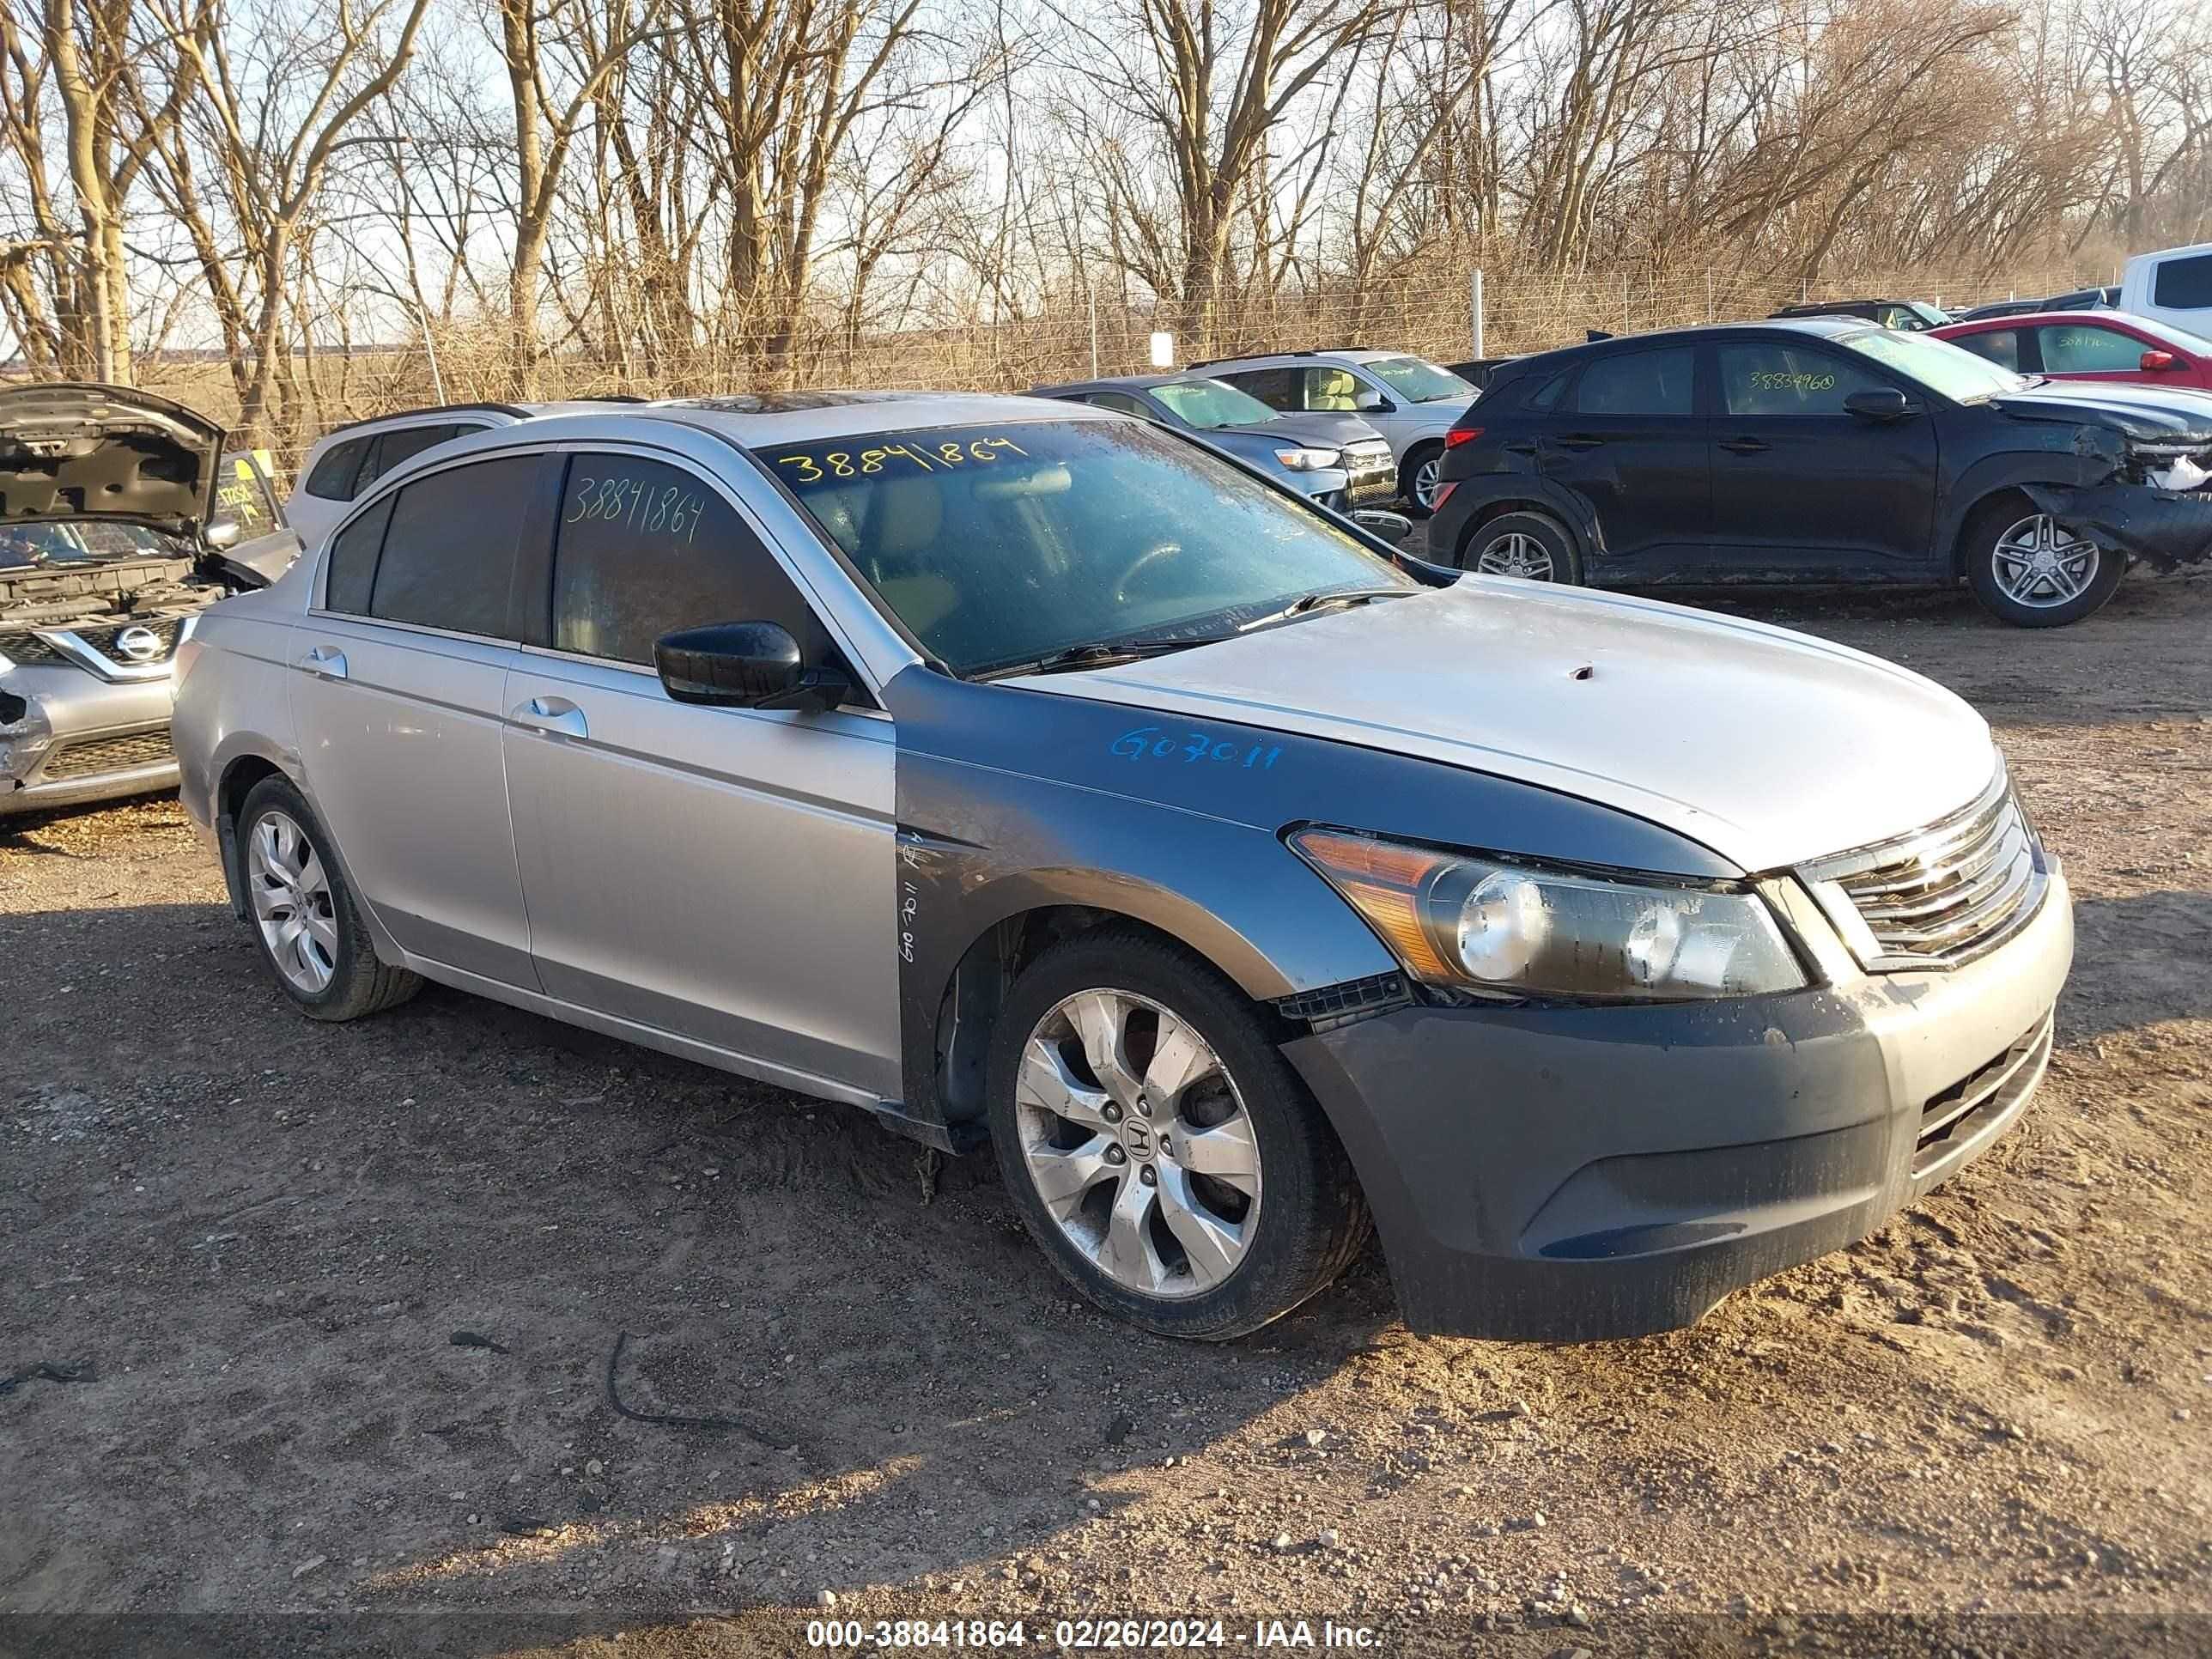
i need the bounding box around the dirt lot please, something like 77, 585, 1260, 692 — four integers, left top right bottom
4, 572, 2211, 1658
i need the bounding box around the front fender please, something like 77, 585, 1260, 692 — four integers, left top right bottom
1937, 427, 2133, 573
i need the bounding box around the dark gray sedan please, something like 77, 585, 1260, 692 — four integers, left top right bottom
1033, 374, 1397, 509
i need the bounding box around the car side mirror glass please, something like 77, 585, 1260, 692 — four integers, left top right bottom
205, 516, 244, 550
2142, 349, 2179, 372
1843, 387, 1913, 421
653, 621, 848, 713
1357, 394, 1395, 414
1352, 508, 1413, 546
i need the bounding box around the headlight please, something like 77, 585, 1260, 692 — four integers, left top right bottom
1274, 447, 1342, 471
1291, 829, 1808, 1000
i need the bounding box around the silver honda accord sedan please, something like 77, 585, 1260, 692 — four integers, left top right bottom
172, 393, 2071, 1341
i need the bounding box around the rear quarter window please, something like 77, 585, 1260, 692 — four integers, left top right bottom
302, 436, 370, 501
2152, 253, 2212, 312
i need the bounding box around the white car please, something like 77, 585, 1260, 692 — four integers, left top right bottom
286, 400, 641, 550
1190, 349, 1480, 512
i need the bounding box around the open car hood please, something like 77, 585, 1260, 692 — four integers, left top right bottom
0, 383, 225, 541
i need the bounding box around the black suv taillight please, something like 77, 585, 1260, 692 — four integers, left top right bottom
1443, 425, 1483, 449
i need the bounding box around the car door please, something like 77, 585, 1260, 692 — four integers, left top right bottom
212, 450, 303, 584
290, 450, 553, 987
1533, 343, 1710, 568
2028, 321, 2175, 388
500, 447, 899, 1102
1705, 338, 1940, 576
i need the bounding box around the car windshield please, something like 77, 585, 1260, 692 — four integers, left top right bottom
764, 420, 1415, 677
0, 520, 185, 569
1839, 328, 2032, 402
1147, 378, 1279, 430
1362, 356, 1476, 404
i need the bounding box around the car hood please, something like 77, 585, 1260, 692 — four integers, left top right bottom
1009, 580, 1996, 873
1990, 380, 2212, 443
0, 383, 224, 542
1226, 412, 1390, 450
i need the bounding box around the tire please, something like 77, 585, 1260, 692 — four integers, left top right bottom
1458, 509, 1584, 584
1964, 501, 2123, 628
236, 776, 421, 1021
985, 928, 1370, 1340
1401, 442, 1445, 516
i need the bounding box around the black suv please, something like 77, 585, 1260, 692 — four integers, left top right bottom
1429, 318, 2212, 627
1768, 299, 1951, 331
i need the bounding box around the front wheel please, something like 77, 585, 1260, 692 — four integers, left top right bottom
1401, 442, 1445, 515
986, 930, 1370, 1340
1966, 506, 2122, 628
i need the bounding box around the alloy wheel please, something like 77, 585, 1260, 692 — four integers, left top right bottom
1412, 454, 1443, 509
1012, 988, 1262, 1298
248, 809, 338, 994
1474, 531, 1556, 580
1991, 514, 2100, 610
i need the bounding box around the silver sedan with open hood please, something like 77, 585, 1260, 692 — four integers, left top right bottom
1, 384, 295, 817
169, 393, 2071, 1341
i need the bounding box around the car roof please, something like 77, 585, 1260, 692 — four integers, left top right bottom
1938, 310, 2133, 331
1486, 316, 1874, 380
316, 398, 648, 441
1030, 374, 1200, 396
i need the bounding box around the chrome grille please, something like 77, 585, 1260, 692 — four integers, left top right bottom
0, 630, 67, 665
1800, 766, 2047, 970
41, 729, 175, 780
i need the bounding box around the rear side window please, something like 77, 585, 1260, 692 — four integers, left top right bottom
359, 422, 471, 492
302, 436, 370, 500
367, 456, 536, 636
2037, 325, 2146, 373
1524, 371, 1569, 411
1948, 329, 2021, 370
322, 495, 393, 615
1717, 344, 1885, 416
1573, 348, 1695, 416
551, 453, 833, 666
2152, 253, 2212, 311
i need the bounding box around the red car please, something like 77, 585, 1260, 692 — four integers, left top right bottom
1932, 310, 2212, 392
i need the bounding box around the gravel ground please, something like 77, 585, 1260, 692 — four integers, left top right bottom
3, 569, 2210, 1658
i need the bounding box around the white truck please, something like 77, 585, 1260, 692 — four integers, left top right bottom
2119, 242, 2212, 338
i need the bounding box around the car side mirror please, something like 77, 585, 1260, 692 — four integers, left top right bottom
2142, 349, 2179, 372
653, 621, 849, 713
1357, 396, 1396, 414
1352, 508, 1413, 546
1843, 387, 1915, 421
205, 516, 243, 550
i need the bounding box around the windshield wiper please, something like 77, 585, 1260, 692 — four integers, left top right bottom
1239, 586, 1412, 632
972, 635, 1229, 681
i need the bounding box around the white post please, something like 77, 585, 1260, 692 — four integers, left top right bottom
1621, 272, 1630, 333
1471, 269, 1485, 359
418, 302, 446, 404
1706, 273, 1714, 322
1088, 281, 1098, 380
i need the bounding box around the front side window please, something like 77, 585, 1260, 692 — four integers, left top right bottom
1086, 392, 1151, 417
367, 455, 536, 636
764, 421, 1413, 678
1574, 348, 1695, 416
1218, 368, 1295, 410
302, 436, 370, 501
1362, 356, 1477, 404
2037, 325, 2149, 374
359, 422, 469, 492
552, 453, 834, 667
1718, 344, 1887, 416
1302, 367, 1368, 412
1947, 329, 2021, 371
2152, 252, 2212, 311
1146, 379, 1278, 430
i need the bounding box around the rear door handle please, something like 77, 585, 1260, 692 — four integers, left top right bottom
510, 694, 588, 740
1719, 436, 1771, 455
297, 645, 347, 680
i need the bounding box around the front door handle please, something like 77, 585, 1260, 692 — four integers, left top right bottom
1719, 436, 1771, 455
510, 695, 588, 740
297, 645, 347, 680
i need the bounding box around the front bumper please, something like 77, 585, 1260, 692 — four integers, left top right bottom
1284, 870, 2073, 1340
2, 665, 179, 816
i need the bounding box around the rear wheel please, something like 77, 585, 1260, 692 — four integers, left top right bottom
1966, 504, 2122, 628
986, 930, 1369, 1340
237, 776, 420, 1021
1460, 509, 1584, 584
